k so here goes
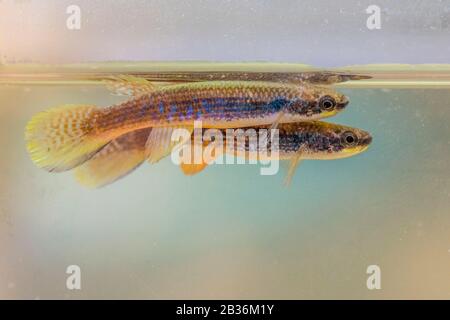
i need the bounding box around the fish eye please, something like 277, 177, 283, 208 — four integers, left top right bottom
341, 131, 358, 146
319, 96, 336, 111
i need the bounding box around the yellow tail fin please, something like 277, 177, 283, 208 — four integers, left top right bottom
25, 104, 108, 172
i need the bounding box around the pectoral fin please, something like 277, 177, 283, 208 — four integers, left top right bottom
270, 110, 285, 131
145, 126, 193, 164
284, 147, 305, 186
103, 75, 159, 97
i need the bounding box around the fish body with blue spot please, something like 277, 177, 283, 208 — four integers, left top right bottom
71, 121, 372, 187
229, 121, 372, 161
96, 80, 348, 130
25, 81, 348, 172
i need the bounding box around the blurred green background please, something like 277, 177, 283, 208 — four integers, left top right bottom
0, 84, 449, 299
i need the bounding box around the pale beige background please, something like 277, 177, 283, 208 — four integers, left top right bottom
1, 0, 449, 66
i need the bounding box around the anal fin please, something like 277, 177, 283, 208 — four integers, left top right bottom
180, 162, 208, 176
179, 139, 223, 176
74, 128, 151, 188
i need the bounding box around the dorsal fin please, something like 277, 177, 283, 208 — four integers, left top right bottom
103, 75, 159, 97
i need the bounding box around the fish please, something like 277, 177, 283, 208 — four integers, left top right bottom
122, 71, 371, 85
25, 79, 349, 173
221, 121, 373, 185
73, 121, 372, 188
226, 121, 372, 161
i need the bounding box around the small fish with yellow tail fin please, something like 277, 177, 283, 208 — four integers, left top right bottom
25, 78, 348, 173
73, 121, 371, 188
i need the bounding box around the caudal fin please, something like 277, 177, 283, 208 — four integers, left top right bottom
25, 104, 108, 172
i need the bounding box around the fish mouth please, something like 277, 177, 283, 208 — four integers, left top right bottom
337, 97, 349, 110
360, 133, 373, 146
